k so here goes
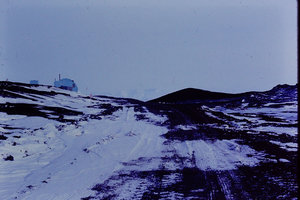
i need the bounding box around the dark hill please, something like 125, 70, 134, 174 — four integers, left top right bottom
148, 84, 297, 104
148, 88, 245, 103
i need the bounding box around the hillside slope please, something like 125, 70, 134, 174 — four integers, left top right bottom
0, 81, 298, 199
149, 84, 297, 105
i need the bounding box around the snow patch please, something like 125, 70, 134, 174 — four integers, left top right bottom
270, 141, 298, 152
175, 124, 197, 130
174, 139, 262, 170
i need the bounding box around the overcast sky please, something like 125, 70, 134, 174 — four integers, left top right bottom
0, 0, 297, 100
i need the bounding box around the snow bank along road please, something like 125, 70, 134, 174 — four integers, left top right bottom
0, 82, 298, 199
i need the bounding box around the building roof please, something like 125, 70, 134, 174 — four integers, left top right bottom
54, 78, 78, 92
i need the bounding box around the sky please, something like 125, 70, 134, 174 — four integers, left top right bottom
0, 0, 297, 100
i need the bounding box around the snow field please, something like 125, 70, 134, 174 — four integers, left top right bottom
0, 96, 169, 199
1, 84, 297, 199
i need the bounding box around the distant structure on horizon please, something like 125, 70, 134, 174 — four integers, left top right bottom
54, 74, 78, 92
30, 80, 39, 85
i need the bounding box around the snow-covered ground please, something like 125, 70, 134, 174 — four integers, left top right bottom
173, 139, 263, 170
0, 83, 298, 199
0, 85, 170, 199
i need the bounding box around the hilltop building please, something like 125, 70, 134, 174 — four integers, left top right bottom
30, 80, 39, 85
54, 75, 78, 92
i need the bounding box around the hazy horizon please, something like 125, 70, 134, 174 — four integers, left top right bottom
0, 0, 297, 100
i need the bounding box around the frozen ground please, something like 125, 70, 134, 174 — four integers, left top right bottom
0, 82, 298, 199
